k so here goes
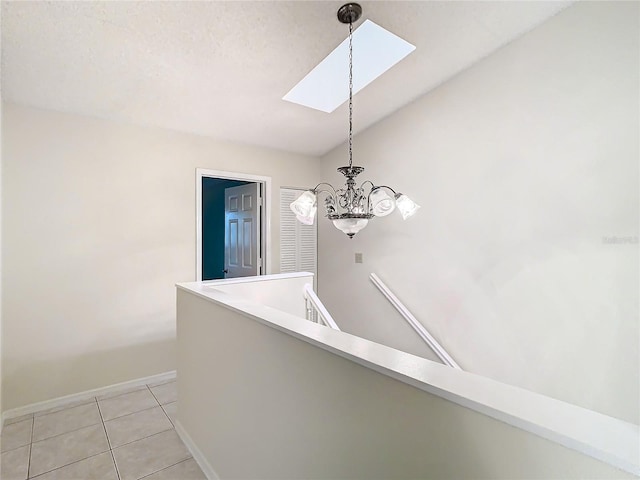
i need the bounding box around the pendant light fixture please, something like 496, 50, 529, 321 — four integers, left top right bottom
290, 3, 420, 238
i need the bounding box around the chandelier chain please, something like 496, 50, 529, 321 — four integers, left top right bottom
289, 4, 419, 238
289, 3, 419, 238
348, 18, 353, 168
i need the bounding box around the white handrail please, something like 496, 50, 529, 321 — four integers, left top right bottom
303, 284, 341, 331
369, 273, 461, 370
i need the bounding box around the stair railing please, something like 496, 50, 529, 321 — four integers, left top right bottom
369, 273, 461, 369
303, 284, 341, 331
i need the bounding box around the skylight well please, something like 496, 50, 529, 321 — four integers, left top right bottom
283, 20, 416, 113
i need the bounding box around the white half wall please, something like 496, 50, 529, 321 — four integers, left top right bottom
204, 272, 313, 318
0, 76, 4, 425
1, 104, 321, 411
318, 1, 639, 423
176, 286, 638, 479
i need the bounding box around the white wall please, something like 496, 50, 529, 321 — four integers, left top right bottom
176, 288, 637, 479
1, 103, 320, 411
0, 82, 3, 425
318, 1, 639, 424
208, 273, 313, 318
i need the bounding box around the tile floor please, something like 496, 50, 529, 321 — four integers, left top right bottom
1, 380, 207, 480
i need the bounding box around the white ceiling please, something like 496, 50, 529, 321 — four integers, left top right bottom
1, 1, 571, 157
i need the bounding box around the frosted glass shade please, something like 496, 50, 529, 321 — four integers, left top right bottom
332, 218, 369, 238
290, 190, 317, 220
296, 206, 317, 225
369, 188, 396, 217
395, 193, 420, 220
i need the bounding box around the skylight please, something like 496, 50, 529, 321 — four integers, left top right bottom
283, 20, 416, 113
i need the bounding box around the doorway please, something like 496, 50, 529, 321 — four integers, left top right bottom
196, 169, 272, 281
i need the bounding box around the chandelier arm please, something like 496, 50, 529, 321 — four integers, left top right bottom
359, 180, 375, 191
365, 185, 398, 214
312, 183, 338, 197
368, 185, 398, 195
358, 180, 376, 213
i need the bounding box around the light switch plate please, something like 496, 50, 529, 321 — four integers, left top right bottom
355, 253, 363, 264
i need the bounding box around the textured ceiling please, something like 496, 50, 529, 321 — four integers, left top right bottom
1, 1, 571, 156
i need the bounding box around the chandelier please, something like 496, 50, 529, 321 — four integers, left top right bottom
290, 3, 420, 238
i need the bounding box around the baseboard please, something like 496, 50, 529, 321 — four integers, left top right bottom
2, 370, 177, 424
174, 420, 220, 480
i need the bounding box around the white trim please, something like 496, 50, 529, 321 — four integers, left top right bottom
370, 273, 461, 370
200, 271, 312, 287
175, 420, 220, 480
195, 168, 272, 281
303, 284, 340, 331
2, 371, 176, 423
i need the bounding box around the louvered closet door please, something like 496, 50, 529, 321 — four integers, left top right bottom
280, 188, 317, 282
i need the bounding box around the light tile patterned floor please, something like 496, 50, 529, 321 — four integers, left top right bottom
1, 380, 206, 480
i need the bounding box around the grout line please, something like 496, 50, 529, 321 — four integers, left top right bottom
30, 420, 103, 445
27, 442, 33, 480
96, 385, 149, 403
17, 397, 184, 479
111, 428, 182, 452
95, 397, 121, 480
93, 392, 173, 448
150, 383, 177, 427
3, 413, 35, 426
146, 383, 177, 410
34, 398, 96, 419
26, 396, 125, 479
146, 384, 168, 411
137, 457, 194, 480
146, 379, 175, 389
102, 403, 163, 424
1, 416, 33, 429
27, 450, 111, 480
1, 441, 32, 455
161, 403, 176, 428
30, 399, 100, 443
26, 415, 34, 479
95, 398, 113, 451
146, 384, 161, 404
14, 385, 182, 480
109, 426, 175, 451
28, 436, 111, 479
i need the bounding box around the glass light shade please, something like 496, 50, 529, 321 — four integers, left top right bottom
296, 206, 317, 226
369, 188, 396, 217
290, 190, 317, 219
332, 218, 369, 238
395, 193, 420, 220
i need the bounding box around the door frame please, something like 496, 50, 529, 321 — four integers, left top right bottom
196, 168, 272, 281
